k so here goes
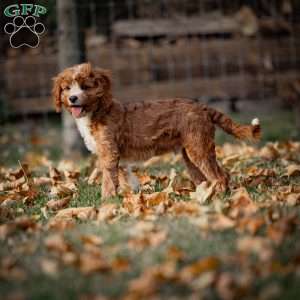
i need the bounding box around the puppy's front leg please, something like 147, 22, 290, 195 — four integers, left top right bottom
97, 135, 120, 199
102, 166, 119, 198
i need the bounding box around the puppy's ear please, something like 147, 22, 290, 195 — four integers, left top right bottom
93, 68, 112, 94
52, 76, 62, 112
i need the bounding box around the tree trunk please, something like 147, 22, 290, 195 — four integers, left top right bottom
57, 0, 84, 155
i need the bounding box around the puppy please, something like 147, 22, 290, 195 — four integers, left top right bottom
52, 63, 261, 198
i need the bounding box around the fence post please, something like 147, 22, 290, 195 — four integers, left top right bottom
57, 0, 83, 155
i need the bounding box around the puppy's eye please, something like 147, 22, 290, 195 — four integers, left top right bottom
64, 86, 70, 90
81, 85, 89, 90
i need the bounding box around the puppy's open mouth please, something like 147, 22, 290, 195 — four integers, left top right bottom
70, 105, 84, 118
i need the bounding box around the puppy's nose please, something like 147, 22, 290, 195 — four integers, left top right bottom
69, 95, 78, 103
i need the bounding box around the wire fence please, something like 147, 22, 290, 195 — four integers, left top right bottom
0, 0, 300, 125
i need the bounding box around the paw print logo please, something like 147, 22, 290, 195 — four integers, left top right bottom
4, 16, 45, 48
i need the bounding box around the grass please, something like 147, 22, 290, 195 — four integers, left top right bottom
1, 110, 300, 299
1, 164, 300, 299
0, 214, 237, 299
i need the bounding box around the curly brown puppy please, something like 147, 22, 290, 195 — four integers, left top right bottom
52, 63, 261, 198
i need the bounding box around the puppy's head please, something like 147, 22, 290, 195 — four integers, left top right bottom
52, 63, 112, 118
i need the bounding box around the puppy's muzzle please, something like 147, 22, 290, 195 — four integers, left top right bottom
69, 95, 78, 104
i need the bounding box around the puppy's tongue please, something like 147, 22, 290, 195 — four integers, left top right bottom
71, 107, 82, 118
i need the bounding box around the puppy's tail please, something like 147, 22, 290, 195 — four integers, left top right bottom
208, 107, 261, 142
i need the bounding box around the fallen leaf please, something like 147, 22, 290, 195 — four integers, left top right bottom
162, 168, 177, 193
229, 188, 258, 218
79, 252, 110, 274
143, 192, 170, 207
97, 204, 118, 222
88, 168, 101, 185
286, 164, 300, 177
190, 181, 217, 204
45, 234, 71, 253
54, 207, 98, 220
180, 256, 220, 282
46, 197, 71, 211
40, 258, 59, 276
170, 201, 201, 216
237, 236, 273, 261
111, 257, 130, 272
259, 144, 280, 160
81, 234, 103, 246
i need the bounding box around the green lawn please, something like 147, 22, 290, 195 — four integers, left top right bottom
1, 110, 300, 299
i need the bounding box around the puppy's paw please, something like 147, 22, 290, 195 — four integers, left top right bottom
214, 181, 229, 193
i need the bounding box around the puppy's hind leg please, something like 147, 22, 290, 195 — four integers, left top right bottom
182, 148, 206, 185
185, 142, 229, 192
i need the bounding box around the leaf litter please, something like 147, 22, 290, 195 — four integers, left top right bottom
0, 141, 300, 299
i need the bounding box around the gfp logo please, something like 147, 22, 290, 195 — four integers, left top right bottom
3, 4, 47, 48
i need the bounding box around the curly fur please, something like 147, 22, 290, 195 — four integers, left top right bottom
52, 63, 261, 198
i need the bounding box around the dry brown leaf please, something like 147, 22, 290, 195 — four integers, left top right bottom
50, 182, 77, 197
54, 207, 98, 221
79, 252, 110, 274
216, 273, 238, 300
259, 144, 280, 160
170, 201, 201, 216
47, 217, 75, 231
64, 170, 80, 181
88, 168, 101, 185
212, 215, 236, 230
0, 176, 26, 191
237, 216, 265, 234
128, 221, 167, 251
286, 164, 300, 177
222, 154, 240, 166
172, 175, 195, 194
61, 252, 78, 266
0, 224, 16, 240
128, 262, 176, 297
40, 258, 59, 276
57, 160, 79, 173
143, 192, 170, 207
46, 197, 71, 211
137, 173, 151, 185
33, 177, 52, 186
190, 181, 217, 204
49, 166, 62, 182
237, 236, 273, 261
267, 214, 298, 244
162, 168, 177, 194
97, 203, 118, 222
229, 188, 258, 218
81, 234, 103, 246
180, 256, 220, 282
285, 193, 300, 206
0, 257, 26, 281
111, 257, 130, 272
167, 246, 185, 262
45, 234, 71, 253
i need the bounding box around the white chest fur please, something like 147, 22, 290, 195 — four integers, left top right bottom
75, 116, 97, 153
